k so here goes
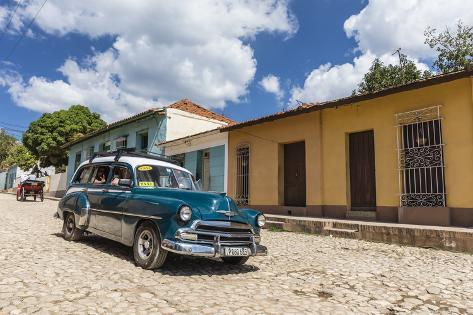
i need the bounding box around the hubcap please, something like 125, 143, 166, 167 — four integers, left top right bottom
137, 230, 154, 260
66, 216, 74, 234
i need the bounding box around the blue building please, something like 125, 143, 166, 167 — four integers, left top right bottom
63, 99, 235, 186
158, 129, 228, 193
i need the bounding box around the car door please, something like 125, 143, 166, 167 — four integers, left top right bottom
98, 163, 133, 238
87, 164, 121, 236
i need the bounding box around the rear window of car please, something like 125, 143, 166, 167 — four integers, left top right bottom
73, 166, 93, 184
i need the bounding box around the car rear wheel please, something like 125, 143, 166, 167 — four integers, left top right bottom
20, 188, 25, 201
63, 213, 83, 241
133, 222, 167, 270
221, 256, 249, 265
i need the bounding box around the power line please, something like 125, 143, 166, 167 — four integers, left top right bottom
0, 0, 23, 43
0, 126, 25, 133
0, 120, 27, 129
3, 0, 48, 62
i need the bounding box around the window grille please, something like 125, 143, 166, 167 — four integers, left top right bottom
235, 145, 250, 206
395, 106, 446, 207
102, 141, 111, 152
74, 151, 82, 171
87, 146, 95, 159
115, 136, 127, 150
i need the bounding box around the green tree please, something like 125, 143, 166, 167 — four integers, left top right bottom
355, 53, 431, 95
0, 129, 17, 170
3, 144, 37, 171
425, 21, 473, 73
23, 105, 107, 168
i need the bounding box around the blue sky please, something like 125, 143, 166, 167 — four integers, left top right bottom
0, 0, 471, 138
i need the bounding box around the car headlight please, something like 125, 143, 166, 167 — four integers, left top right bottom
178, 205, 192, 222
257, 214, 266, 227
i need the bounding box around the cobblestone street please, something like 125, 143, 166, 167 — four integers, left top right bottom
1, 194, 473, 314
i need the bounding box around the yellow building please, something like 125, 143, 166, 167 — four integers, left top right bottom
223, 69, 473, 227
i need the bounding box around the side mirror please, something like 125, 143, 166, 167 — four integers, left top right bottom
118, 179, 132, 187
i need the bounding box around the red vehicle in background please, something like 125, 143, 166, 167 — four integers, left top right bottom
16, 179, 45, 202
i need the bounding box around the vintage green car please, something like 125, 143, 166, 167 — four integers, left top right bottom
56, 151, 267, 269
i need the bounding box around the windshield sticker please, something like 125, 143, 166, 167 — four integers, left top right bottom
138, 165, 153, 171
139, 181, 155, 187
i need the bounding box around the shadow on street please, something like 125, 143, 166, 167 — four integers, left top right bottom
51, 233, 259, 276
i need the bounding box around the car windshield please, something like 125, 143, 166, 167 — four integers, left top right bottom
135, 165, 200, 190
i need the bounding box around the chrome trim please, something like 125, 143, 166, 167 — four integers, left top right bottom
161, 239, 268, 258
166, 219, 267, 257
191, 220, 255, 233
126, 213, 162, 220
90, 208, 121, 215
90, 208, 162, 220
215, 210, 238, 217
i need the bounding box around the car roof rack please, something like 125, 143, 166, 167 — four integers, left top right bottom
88, 148, 175, 164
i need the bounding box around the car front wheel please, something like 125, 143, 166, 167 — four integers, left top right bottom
133, 222, 167, 270
62, 213, 83, 241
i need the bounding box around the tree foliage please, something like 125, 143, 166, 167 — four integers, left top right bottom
355, 53, 432, 95
3, 144, 37, 171
0, 130, 17, 170
425, 21, 473, 73
22, 105, 107, 168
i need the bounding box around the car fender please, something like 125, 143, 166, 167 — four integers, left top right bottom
76, 193, 91, 229
58, 189, 90, 230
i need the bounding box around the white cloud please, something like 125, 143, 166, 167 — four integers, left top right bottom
1, 0, 297, 121
259, 74, 284, 101
290, 52, 375, 104
344, 0, 473, 59
290, 0, 473, 106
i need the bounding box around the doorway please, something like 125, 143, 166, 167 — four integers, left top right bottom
284, 141, 306, 207
349, 130, 376, 210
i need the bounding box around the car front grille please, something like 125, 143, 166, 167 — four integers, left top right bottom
194, 220, 253, 234
180, 220, 255, 245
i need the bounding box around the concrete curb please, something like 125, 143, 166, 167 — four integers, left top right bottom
1, 191, 61, 202
265, 214, 473, 254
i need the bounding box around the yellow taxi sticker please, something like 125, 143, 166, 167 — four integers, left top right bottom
139, 181, 155, 187
138, 165, 153, 171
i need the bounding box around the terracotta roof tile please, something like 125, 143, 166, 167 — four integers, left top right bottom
168, 99, 235, 125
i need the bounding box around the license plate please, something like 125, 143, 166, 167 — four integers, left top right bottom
223, 247, 250, 257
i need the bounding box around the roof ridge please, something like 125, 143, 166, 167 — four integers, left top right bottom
222, 68, 473, 132
168, 99, 236, 125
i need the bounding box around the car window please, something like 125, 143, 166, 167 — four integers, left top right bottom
73, 166, 93, 184
136, 165, 178, 189
111, 165, 131, 186
90, 165, 111, 185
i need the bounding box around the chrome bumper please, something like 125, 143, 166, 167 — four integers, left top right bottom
161, 239, 268, 258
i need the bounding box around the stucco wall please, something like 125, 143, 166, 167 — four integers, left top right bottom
0, 172, 6, 190
320, 78, 473, 209
227, 77, 473, 211
165, 108, 227, 142
227, 111, 322, 206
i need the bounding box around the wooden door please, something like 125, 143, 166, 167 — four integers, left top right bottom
349, 131, 376, 210
284, 141, 306, 207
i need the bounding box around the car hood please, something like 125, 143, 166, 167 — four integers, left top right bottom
148, 189, 250, 223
